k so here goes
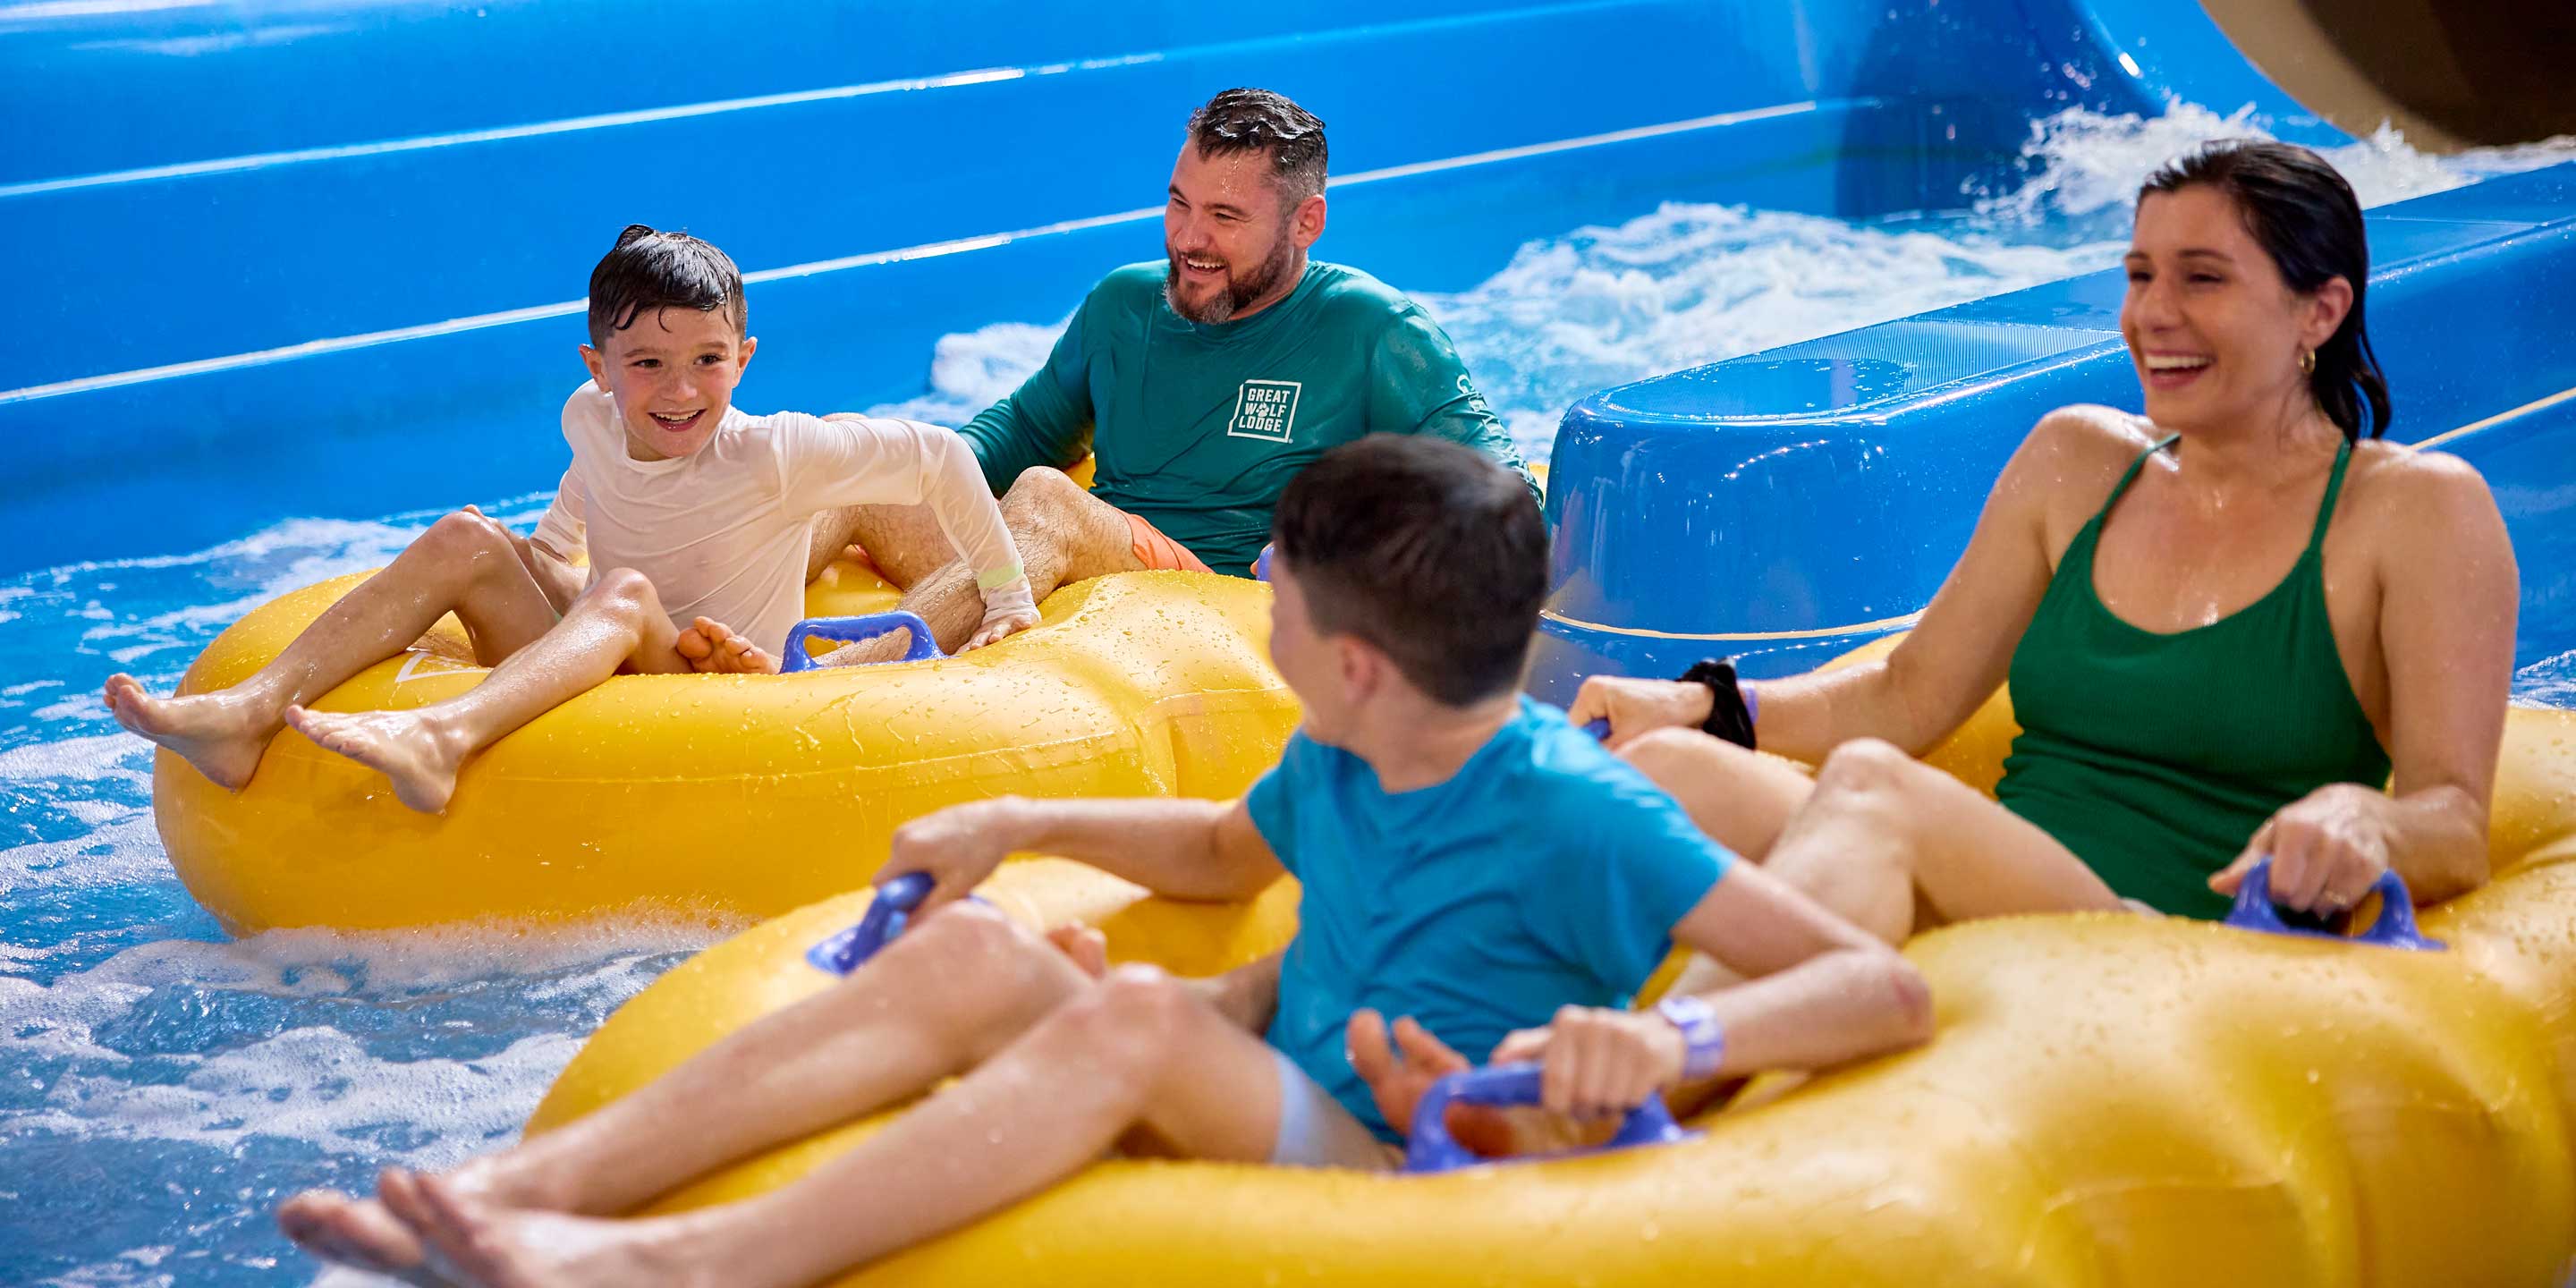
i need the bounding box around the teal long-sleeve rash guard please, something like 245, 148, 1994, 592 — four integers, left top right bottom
960, 260, 1540, 577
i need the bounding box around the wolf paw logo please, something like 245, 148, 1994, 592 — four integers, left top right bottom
1228, 379, 1302, 443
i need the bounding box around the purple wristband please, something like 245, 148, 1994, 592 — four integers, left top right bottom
1654, 994, 1727, 1080
1740, 682, 1758, 728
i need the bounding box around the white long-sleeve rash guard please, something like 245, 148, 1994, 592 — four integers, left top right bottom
531, 383, 1036, 657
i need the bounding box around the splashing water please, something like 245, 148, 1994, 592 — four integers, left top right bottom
1418, 206, 2125, 452
886, 104, 2576, 459
1972, 100, 2576, 233
3, 103, 2572, 1286
2516, 650, 2576, 712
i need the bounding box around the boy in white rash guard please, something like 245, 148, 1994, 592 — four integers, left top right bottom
102, 225, 1038, 814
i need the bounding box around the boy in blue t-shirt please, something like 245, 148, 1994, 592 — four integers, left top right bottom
281, 436, 1932, 1286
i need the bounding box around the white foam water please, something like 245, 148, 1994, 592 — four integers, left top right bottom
1975, 100, 2576, 229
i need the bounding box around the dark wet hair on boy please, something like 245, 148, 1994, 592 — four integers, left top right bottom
2140, 140, 2392, 441
1270, 435, 1546, 707
585, 225, 747, 349
1187, 88, 1329, 207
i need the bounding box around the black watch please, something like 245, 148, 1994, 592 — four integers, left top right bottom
1677, 657, 1756, 750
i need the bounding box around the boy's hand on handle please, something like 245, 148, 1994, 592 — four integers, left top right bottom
1490, 1004, 1687, 1118
877, 798, 1026, 911
1566, 676, 1714, 750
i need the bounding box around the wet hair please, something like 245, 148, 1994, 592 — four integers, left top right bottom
585, 225, 746, 349
2139, 140, 2392, 440
1270, 435, 1546, 707
1186, 88, 1329, 208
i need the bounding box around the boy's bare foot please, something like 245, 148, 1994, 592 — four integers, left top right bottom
283, 705, 465, 813
276, 1191, 448, 1287
280, 1153, 576, 1284
101, 674, 274, 790
1346, 1011, 1517, 1159
674, 617, 780, 674
380, 1170, 699, 1288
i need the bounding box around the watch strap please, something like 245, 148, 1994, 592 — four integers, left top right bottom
1677, 657, 1757, 750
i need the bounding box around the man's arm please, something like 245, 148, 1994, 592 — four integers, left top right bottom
956, 301, 1100, 494
878, 794, 1286, 911
779, 416, 1038, 641
1367, 305, 1541, 504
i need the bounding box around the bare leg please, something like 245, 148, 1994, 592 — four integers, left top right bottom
805, 503, 957, 589
277, 902, 1090, 1276
1758, 739, 2123, 945
279, 567, 691, 813
1624, 729, 2117, 1018
820, 468, 1142, 664
381, 962, 1292, 1288
479, 902, 1096, 1213
801, 411, 979, 589
103, 511, 557, 789
1620, 727, 1818, 860
806, 506, 866, 587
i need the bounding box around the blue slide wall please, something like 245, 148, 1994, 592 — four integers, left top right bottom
4, 0, 2328, 573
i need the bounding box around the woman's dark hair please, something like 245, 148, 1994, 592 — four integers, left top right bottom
1270, 435, 1545, 707
586, 225, 746, 349
2139, 140, 2391, 440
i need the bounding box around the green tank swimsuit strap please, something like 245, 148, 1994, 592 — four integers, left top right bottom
2304, 434, 2358, 555
2095, 434, 2180, 524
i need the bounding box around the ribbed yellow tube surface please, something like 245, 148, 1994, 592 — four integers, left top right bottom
533, 658, 2576, 1286
156, 565, 1298, 933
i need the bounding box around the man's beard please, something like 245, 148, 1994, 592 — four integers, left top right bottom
1164, 231, 1297, 325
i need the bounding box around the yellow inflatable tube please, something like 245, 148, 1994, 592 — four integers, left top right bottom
534, 668, 2576, 1286
156, 564, 1298, 934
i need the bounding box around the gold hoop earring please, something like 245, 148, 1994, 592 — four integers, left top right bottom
2299, 349, 2317, 376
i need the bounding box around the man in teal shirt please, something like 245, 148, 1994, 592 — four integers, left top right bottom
796, 88, 1537, 664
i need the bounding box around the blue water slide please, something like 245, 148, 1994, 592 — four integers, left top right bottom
1530, 160, 2576, 696
2, 0, 2330, 573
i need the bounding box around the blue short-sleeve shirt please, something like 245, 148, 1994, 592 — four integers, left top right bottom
1245, 697, 1733, 1140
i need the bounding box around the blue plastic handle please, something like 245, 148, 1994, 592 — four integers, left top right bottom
779, 611, 943, 674
807, 872, 944, 974
1253, 544, 1275, 583
1583, 718, 1612, 742
2223, 857, 2445, 951
1402, 1061, 1703, 1174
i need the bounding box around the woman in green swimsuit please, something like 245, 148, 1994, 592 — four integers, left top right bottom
1573, 139, 2518, 937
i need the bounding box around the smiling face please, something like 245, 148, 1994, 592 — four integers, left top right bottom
2121, 183, 2350, 434
1163, 142, 1326, 325
579, 306, 756, 461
